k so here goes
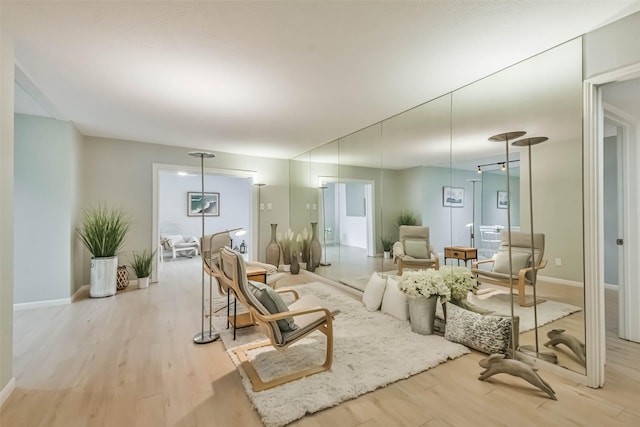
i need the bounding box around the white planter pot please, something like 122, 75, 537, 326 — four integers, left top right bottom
408, 296, 438, 335
90, 256, 118, 298
383, 251, 391, 259
138, 277, 150, 289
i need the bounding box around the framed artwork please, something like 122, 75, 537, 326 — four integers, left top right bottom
443, 186, 464, 208
187, 192, 220, 217
497, 191, 509, 209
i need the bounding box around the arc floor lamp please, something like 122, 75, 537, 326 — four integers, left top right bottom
189, 151, 219, 344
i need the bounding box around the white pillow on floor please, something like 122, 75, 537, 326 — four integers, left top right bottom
381, 276, 409, 321
362, 272, 388, 311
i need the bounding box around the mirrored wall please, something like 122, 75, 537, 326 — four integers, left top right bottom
289, 38, 585, 374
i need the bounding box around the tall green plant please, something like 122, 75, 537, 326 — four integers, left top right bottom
396, 210, 418, 226
77, 205, 130, 258
130, 249, 156, 278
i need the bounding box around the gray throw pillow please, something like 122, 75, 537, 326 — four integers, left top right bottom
248, 281, 296, 332
492, 251, 530, 274
404, 239, 429, 259
444, 302, 513, 354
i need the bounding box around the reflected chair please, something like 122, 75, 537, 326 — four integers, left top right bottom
471, 231, 547, 307
218, 247, 339, 392
392, 226, 440, 275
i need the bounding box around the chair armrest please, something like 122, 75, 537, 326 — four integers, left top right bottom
472, 259, 495, 269
517, 259, 548, 282
392, 241, 404, 261
275, 288, 300, 301
255, 306, 335, 323
429, 246, 440, 261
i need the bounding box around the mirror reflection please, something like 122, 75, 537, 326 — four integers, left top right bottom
289, 38, 585, 374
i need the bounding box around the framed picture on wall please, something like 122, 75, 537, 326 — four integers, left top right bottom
497, 191, 509, 209
187, 192, 220, 216
443, 186, 464, 208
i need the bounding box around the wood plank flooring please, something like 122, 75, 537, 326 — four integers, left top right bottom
1, 258, 639, 426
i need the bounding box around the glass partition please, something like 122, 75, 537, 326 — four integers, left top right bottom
289, 37, 585, 374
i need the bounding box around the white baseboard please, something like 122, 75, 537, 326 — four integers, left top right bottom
604, 283, 619, 290
14, 297, 71, 311
538, 275, 583, 287
0, 377, 15, 408
71, 285, 89, 302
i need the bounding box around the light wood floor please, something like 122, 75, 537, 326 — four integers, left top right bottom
2, 258, 639, 426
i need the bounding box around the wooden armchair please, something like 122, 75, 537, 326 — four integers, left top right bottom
218, 247, 339, 392
471, 231, 547, 307
392, 226, 440, 275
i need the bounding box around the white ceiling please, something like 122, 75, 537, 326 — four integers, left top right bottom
9, 1, 640, 161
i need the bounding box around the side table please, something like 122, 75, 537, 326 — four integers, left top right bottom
444, 246, 477, 266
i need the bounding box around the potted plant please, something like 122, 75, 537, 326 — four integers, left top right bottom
396, 210, 418, 226
380, 236, 394, 259
130, 249, 156, 289
398, 269, 451, 335
77, 205, 130, 297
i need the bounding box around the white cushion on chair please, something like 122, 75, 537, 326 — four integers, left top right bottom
381, 276, 409, 321
403, 239, 429, 259
493, 251, 530, 274
362, 273, 387, 311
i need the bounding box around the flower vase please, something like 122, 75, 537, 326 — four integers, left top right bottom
408, 295, 438, 335
308, 222, 321, 272
265, 224, 280, 266
290, 254, 300, 274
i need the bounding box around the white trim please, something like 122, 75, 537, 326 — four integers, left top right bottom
0, 377, 15, 408
538, 275, 583, 288
604, 283, 619, 290
72, 284, 89, 302
584, 77, 606, 388
13, 297, 71, 311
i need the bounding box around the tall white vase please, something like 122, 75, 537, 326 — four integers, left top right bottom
90, 256, 118, 298
408, 295, 438, 335
138, 277, 150, 289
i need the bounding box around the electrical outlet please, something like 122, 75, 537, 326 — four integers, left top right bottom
555, 258, 562, 266
305, 203, 310, 210
260, 203, 265, 210
267, 203, 272, 210
312, 203, 317, 210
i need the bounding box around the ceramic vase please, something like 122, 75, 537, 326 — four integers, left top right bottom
266, 223, 280, 266
290, 254, 300, 274
308, 222, 321, 272
408, 295, 438, 335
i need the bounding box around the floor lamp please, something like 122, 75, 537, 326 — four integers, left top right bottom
254, 183, 265, 261
319, 186, 331, 266
512, 137, 557, 363
189, 151, 220, 345
486, 131, 557, 400
488, 131, 525, 358
466, 178, 482, 247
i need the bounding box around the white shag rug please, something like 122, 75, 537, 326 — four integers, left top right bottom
435, 289, 582, 333
213, 282, 469, 427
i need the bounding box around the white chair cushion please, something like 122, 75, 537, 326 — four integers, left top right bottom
493, 251, 530, 274
404, 239, 429, 259
362, 272, 388, 311
381, 276, 409, 321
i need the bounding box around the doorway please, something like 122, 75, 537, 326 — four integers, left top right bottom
602, 80, 640, 344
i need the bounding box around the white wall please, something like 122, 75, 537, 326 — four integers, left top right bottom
14, 114, 82, 303
159, 170, 252, 250
80, 136, 290, 285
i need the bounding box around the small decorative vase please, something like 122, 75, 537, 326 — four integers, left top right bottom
116, 265, 129, 291
408, 295, 438, 335
266, 224, 280, 266
290, 254, 300, 274
308, 222, 321, 272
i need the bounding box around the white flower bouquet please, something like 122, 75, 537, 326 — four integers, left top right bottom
439, 265, 477, 301
398, 269, 451, 302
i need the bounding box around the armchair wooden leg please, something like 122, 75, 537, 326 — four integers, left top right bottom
234, 327, 333, 392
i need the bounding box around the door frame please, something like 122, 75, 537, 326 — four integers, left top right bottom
583, 62, 640, 388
